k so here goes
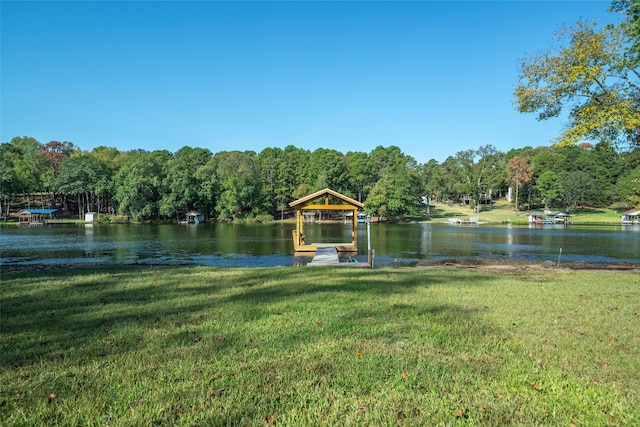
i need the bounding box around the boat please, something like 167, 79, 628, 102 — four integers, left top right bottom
447, 216, 480, 225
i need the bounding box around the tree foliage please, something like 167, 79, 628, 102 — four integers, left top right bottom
2, 135, 639, 221
610, 0, 640, 67
214, 151, 265, 221
507, 156, 534, 212
515, 18, 640, 150
114, 150, 171, 221
536, 170, 562, 210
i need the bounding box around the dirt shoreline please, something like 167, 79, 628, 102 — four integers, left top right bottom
415, 258, 640, 273
2, 259, 639, 275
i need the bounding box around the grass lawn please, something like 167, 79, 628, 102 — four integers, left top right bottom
1, 266, 639, 426
423, 201, 625, 225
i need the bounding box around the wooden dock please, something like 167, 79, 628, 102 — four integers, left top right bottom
307, 245, 369, 267
307, 246, 340, 266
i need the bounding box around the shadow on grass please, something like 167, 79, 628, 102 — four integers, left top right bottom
1, 266, 500, 369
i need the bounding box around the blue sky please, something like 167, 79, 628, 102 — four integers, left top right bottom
1, 1, 618, 163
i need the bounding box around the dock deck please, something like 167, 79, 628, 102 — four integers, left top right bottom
306, 244, 369, 267
307, 246, 340, 266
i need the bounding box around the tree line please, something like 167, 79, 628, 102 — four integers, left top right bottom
1, 136, 639, 222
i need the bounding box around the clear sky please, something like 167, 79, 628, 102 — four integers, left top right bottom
1, 0, 619, 163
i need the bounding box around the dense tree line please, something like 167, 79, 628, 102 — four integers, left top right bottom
1, 136, 639, 222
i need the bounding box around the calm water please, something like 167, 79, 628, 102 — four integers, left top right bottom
1, 222, 638, 268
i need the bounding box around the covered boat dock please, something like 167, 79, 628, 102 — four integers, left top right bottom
18, 209, 58, 226
289, 188, 365, 253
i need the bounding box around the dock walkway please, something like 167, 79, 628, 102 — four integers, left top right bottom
307, 246, 340, 266
307, 244, 370, 267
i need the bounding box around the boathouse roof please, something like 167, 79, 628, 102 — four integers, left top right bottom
18, 209, 58, 214
289, 188, 364, 209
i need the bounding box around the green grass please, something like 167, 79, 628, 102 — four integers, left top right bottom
2, 266, 639, 426
423, 201, 626, 225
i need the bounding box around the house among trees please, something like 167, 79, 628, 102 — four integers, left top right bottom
460, 192, 493, 206
621, 209, 640, 224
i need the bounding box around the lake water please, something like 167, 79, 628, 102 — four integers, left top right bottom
1, 222, 638, 268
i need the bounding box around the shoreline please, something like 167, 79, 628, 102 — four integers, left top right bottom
2, 258, 638, 275
415, 258, 640, 273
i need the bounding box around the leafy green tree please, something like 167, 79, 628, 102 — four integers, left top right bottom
52, 154, 110, 218
452, 145, 505, 211
114, 150, 171, 221
40, 141, 76, 207
417, 159, 439, 203
536, 170, 562, 210
369, 146, 408, 176
87, 146, 127, 215
364, 146, 422, 220
617, 164, 640, 207
277, 145, 310, 209
0, 143, 22, 220
559, 170, 601, 211
345, 151, 376, 203
215, 151, 266, 221
531, 147, 564, 176
306, 148, 349, 194
364, 183, 388, 220
3, 137, 48, 206
515, 19, 640, 150
431, 156, 464, 203
364, 169, 422, 221
160, 146, 212, 219
194, 156, 219, 219
592, 141, 625, 203
257, 147, 284, 218
292, 183, 310, 201
417, 159, 443, 215
610, 0, 640, 67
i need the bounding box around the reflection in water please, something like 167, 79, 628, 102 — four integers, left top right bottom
1, 222, 638, 268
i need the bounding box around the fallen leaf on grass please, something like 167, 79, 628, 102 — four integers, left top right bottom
47, 393, 57, 403
454, 409, 465, 418
525, 381, 542, 391
355, 352, 362, 358
208, 388, 222, 397
401, 371, 408, 380
266, 413, 275, 423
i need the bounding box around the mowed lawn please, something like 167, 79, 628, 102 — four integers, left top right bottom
1, 266, 638, 426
